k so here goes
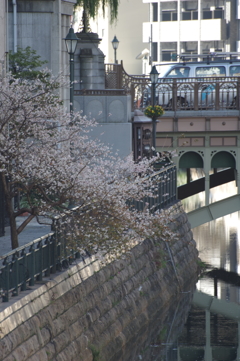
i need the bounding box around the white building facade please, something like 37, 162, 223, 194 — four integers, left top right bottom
143, 0, 240, 73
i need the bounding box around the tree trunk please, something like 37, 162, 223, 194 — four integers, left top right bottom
1, 173, 19, 249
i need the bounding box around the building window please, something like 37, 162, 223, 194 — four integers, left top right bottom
192, 11, 198, 19
162, 11, 177, 21
152, 42, 158, 62
203, 10, 212, 19
181, 10, 198, 20
152, 3, 158, 22
162, 51, 178, 62
162, 11, 171, 21
182, 12, 191, 20
214, 9, 223, 19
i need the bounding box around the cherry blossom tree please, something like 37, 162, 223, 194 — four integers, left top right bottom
0, 73, 176, 255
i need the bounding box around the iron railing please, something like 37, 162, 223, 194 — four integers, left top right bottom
105, 63, 240, 111
132, 164, 177, 212
0, 232, 83, 302
0, 165, 177, 303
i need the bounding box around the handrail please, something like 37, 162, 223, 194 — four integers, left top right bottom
104, 62, 240, 111
0, 165, 177, 303
132, 164, 177, 212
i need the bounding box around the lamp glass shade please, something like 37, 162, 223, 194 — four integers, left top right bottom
64, 27, 78, 54
150, 65, 159, 84
112, 35, 119, 50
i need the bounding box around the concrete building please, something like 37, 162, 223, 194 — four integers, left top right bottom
0, 1, 7, 75
6, 0, 76, 105
143, 0, 240, 74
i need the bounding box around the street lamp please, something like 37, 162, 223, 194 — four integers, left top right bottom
150, 65, 159, 152
64, 26, 78, 114
111, 35, 119, 64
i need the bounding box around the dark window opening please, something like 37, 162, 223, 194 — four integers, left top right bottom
193, 11, 198, 19
152, 43, 158, 62
182, 12, 191, 20
162, 12, 171, 21
214, 9, 223, 18
172, 12, 178, 21
203, 10, 212, 19
153, 3, 158, 22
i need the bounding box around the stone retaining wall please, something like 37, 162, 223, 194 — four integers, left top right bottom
0, 205, 200, 361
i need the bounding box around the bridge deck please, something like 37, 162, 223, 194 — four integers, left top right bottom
187, 194, 240, 228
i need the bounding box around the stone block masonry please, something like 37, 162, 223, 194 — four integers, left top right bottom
0, 204, 200, 361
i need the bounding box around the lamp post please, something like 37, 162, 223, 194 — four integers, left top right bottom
111, 35, 119, 64
64, 26, 78, 114
150, 65, 159, 152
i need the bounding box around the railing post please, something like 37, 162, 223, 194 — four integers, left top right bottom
172, 79, 177, 111
237, 78, 240, 109
131, 83, 135, 112
37, 240, 43, 281
2, 257, 9, 302
194, 82, 199, 111
215, 82, 220, 110
45, 237, 51, 277
21, 249, 27, 291
29, 244, 35, 286
12, 252, 19, 296
51, 223, 58, 274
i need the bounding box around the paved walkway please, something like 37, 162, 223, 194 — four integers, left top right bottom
0, 216, 52, 257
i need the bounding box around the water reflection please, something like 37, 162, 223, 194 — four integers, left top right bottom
117, 180, 240, 360
178, 291, 240, 361
176, 180, 240, 361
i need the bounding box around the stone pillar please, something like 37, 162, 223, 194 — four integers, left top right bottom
204, 136, 210, 206
74, 32, 105, 90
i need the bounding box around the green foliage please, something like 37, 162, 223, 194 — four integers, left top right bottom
75, 0, 119, 32
89, 344, 102, 361
144, 105, 164, 118
9, 46, 48, 80
157, 326, 167, 343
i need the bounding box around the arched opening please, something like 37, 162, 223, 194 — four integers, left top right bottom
179, 151, 204, 184
211, 151, 236, 169
179, 151, 204, 169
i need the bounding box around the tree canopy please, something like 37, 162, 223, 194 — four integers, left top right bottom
75, 0, 119, 32
8, 46, 48, 80
0, 73, 176, 258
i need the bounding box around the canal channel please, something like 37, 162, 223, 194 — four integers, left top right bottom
119, 179, 240, 361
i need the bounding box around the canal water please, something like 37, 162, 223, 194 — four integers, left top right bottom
120, 179, 240, 360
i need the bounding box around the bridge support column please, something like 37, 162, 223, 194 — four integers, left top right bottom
205, 174, 210, 206
237, 170, 240, 194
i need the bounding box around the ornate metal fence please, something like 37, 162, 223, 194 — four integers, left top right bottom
105, 62, 240, 112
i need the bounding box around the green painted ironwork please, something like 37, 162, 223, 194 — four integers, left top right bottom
0, 165, 177, 303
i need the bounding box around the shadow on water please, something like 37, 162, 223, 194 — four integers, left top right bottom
206, 268, 240, 287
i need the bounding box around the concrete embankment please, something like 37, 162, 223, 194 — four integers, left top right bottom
0, 204, 200, 361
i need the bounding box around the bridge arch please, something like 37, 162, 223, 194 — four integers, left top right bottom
211, 151, 236, 169
179, 151, 204, 168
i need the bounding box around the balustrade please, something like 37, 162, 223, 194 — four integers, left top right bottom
105, 63, 240, 112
